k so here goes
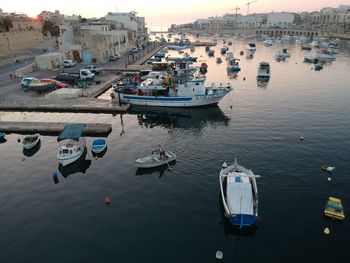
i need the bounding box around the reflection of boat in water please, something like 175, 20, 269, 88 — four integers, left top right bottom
58, 148, 91, 178
257, 77, 269, 89
23, 140, 41, 157
129, 106, 230, 130
136, 161, 177, 178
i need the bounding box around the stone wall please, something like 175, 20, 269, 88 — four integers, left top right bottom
0, 31, 46, 61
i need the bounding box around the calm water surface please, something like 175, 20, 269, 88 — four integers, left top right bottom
1, 36, 350, 262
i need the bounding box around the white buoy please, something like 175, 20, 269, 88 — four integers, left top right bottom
216, 251, 223, 260
328, 177, 331, 181
222, 162, 228, 168
324, 227, 330, 235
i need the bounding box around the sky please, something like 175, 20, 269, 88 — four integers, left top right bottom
1, 0, 350, 29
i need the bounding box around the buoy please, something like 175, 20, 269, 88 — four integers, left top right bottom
216, 251, 223, 260
230, 105, 233, 109
328, 177, 331, 181
104, 196, 111, 205
53, 172, 59, 184
243, 77, 246, 81
324, 227, 330, 235
17, 138, 21, 143
299, 135, 304, 140
22, 157, 25, 161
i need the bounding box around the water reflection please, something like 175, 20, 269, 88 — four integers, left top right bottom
257, 77, 270, 89
23, 140, 41, 157
129, 106, 230, 130
91, 146, 108, 159
0, 137, 7, 144
135, 160, 176, 178
58, 148, 91, 178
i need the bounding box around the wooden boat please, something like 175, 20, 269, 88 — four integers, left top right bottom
324, 197, 345, 220
22, 134, 40, 150
90, 138, 107, 154
219, 159, 259, 227
28, 79, 56, 92
135, 149, 176, 168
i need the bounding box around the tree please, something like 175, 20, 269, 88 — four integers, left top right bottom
1, 17, 13, 32
42, 20, 60, 37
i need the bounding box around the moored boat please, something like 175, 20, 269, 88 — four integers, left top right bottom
22, 134, 40, 150
257, 62, 270, 78
57, 124, 86, 167
114, 65, 231, 107
324, 197, 345, 220
219, 159, 259, 227
90, 138, 107, 154
216, 57, 222, 64
247, 42, 256, 51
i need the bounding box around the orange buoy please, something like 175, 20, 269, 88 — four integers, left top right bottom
104, 196, 111, 205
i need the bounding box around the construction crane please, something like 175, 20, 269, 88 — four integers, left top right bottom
231, 6, 240, 23
246, 0, 258, 15
230, 6, 240, 23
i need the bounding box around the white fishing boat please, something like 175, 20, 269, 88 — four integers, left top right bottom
114, 71, 232, 107
263, 39, 272, 46
314, 62, 323, 71
219, 159, 259, 227
22, 134, 40, 150
247, 42, 256, 51
257, 62, 270, 78
57, 124, 86, 167
304, 56, 318, 63
135, 147, 176, 168
279, 48, 290, 58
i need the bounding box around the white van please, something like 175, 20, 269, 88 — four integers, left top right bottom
63, 60, 76, 68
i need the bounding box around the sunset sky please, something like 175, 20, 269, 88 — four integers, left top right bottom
2, 0, 350, 29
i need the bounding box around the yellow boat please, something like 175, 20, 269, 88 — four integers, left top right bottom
324, 197, 345, 220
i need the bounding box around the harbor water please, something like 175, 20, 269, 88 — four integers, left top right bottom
0, 36, 350, 262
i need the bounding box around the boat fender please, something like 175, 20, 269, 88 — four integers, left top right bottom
53, 172, 59, 184
110, 92, 115, 98
104, 196, 111, 205
243, 77, 246, 81
322, 164, 328, 171
17, 138, 21, 143
216, 251, 223, 260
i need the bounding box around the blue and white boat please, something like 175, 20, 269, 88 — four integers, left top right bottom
219, 159, 259, 227
0, 132, 6, 141
227, 58, 241, 73
115, 71, 232, 108
91, 138, 107, 154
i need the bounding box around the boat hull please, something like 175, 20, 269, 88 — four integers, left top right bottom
57, 147, 85, 167
219, 161, 258, 227
136, 151, 176, 168
22, 138, 40, 150
119, 91, 230, 108
91, 139, 107, 154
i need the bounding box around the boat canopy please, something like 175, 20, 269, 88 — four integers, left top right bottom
57, 124, 85, 142
226, 173, 254, 216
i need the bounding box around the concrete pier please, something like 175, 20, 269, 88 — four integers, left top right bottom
0, 121, 112, 136
0, 98, 130, 114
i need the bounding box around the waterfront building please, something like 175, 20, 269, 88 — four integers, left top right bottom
58, 22, 129, 63
105, 12, 148, 48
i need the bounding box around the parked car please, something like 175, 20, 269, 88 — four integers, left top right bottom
109, 54, 121, 61
21, 77, 38, 89
63, 59, 76, 68
85, 65, 101, 75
